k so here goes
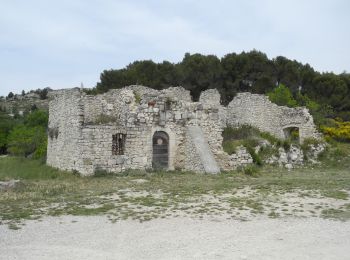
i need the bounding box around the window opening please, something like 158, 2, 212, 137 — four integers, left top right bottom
112, 133, 126, 155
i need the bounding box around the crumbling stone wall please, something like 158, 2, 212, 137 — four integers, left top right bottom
47, 86, 209, 175
227, 92, 320, 143
47, 86, 320, 175
47, 88, 83, 172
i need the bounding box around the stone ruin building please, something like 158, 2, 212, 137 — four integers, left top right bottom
47, 86, 320, 176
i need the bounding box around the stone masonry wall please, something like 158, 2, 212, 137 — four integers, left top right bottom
47, 86, 321, 175
47, 88, 83, 172
227, 92, 320, 142
47, 86, 195, 175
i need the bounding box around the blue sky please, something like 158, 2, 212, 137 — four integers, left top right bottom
0, 0, 349, 96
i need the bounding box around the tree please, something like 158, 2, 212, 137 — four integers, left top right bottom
31, 104, 38, 111
7, 125, 46, 157
7, 92, 14, 99
2, 109, 48, 157
268, 84, 297, 107
92, 50, 350, 118
178, 53, 222, 100
39, 88, 50, 100
25, 110, 48, 127
0, 112, 15, 154
21, 90, 26, 96
307, 74, 348, 111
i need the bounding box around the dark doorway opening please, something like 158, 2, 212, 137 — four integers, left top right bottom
152, 131, 169, 169
283, 127, 300, 143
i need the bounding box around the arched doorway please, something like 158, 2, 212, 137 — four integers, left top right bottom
152, 131, 169, 169
283, 126, 300, 143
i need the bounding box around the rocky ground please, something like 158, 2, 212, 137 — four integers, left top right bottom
1, 155, 350, 259
1, 215, 349, 260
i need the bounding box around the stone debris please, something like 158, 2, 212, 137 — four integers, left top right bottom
0, 180, 20, 191
228, 146, 253, 168
130, 179, 149, 184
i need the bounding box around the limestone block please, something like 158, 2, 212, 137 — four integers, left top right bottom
285, 163, 293, 170
175, 112, 182, 120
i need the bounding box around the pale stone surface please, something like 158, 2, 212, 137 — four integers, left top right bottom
1, 216, 349, 260
227, 92, 320, 143
0, 180, 20, 191
47, 86, 320, 175
186, 126, 220, 174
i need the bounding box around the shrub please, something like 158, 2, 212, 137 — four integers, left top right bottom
267, 84, 297, 107
242, 165, 259, 177
222, 125, 260, 141
321, 120, 350, 142
0, 112, 16, 154
93, 167, 110, 177
258, 145, 279, 161
301, 138, 322, 151
33, 138, 47, 160
133, 91, 142, 104
282, 139, 291, 150
321, 121, 350, 142
223, 140, 241, 155
244, 145, 262, 166
7, 125, 47, 157
259, 131, 279, 144
24, 110, 48, 127
290, 128, 299, 142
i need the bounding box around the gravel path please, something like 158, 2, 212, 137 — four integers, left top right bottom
1, 216, 349, 260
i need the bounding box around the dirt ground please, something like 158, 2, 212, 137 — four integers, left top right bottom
1, 215, 349, 260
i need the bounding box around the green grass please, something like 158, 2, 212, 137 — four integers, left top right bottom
322, 190, 349, 200
0, 157, 74, 180
1, 147, 350, 228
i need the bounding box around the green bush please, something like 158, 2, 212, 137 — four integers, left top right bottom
242, 165, 259, 177
223, 126, 281, 166
33, 138, 48, 160
223, 140, 240, 155
267, 84, 297, 107
222, 125, 260, 141
0, 110, 48, 157
244, 145, 262, 166
0, 112, 17, 154
282, 139, 291, 150
93, 167, 110, 177
7, 125, 47, 157
258, 145, 279, 161
301, 138, 323, 153
259, 131, 279, 145
133, 91, 142, 104
24, 110, 48, 127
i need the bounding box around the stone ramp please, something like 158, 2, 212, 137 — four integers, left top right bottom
186, 126, 220, 174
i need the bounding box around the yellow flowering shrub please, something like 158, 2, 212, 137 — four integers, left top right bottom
321, 119, 350, 142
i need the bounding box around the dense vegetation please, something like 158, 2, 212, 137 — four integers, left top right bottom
0, 109, 48, 159
92, 50, 350, 122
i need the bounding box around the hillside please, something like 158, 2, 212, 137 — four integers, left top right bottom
0, 88, 51, 115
